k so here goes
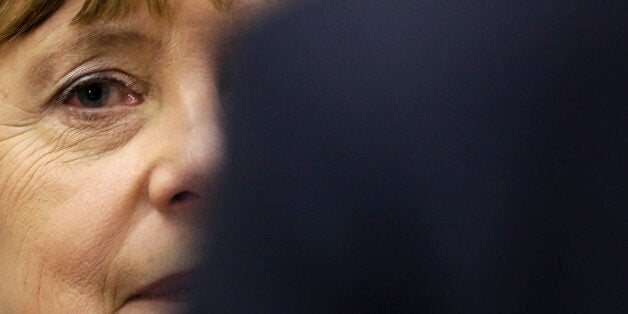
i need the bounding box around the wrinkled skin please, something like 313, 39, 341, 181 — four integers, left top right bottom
0, 0, 239, 312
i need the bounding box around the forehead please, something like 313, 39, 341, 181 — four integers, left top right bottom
0, 0, 233, 44
34, 0, 227, 43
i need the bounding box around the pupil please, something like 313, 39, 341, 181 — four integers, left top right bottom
77, 83, 110, 108
86, 84, 102, 100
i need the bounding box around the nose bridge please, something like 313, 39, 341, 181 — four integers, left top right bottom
166, 66, 222, 164
146, 65, 223, 210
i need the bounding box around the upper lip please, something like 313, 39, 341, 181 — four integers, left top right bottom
127, 270, 198, 302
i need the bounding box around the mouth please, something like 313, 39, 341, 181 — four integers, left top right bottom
129, 271, 197, 302
119, 271, 198, 313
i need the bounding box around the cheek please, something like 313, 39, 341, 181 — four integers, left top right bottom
0, 135, 145, 307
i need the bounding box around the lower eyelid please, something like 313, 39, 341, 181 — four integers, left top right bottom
64, 106, 122, 123
59, 104, 144, 129
50, 106, 147, 157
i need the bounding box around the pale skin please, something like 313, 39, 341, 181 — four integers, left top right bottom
0, 0, 239, 312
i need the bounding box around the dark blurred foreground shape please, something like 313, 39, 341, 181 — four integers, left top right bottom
195, 1, 627, 313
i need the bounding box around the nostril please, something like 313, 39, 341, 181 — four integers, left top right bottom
170, 191, 198, 204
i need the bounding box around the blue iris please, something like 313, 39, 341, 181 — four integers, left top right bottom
77, 83, 110, 108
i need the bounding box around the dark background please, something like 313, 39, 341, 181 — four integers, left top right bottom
195, 1, 627, 313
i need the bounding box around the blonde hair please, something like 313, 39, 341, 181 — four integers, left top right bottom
0, 0, 233, 43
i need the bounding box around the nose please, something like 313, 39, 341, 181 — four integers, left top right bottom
146, 76, 223, 213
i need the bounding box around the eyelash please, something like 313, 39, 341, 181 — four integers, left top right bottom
56, 71, 145, 109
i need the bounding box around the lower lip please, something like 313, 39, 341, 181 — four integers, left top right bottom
119, 273, 196, 313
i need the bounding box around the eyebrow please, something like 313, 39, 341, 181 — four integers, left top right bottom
28, 29, 162, 89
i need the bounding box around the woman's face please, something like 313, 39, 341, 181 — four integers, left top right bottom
0, 0, 233, 312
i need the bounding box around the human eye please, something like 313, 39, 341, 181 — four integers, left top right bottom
47, 70, 150, 153
57, 71, 145, 110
